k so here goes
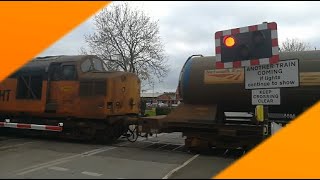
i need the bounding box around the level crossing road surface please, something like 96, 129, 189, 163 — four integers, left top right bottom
0, 132, 236, 179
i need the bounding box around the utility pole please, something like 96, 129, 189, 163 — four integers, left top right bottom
152, 82, 155, 103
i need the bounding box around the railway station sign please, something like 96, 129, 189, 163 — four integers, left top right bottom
252, 88, 280, 105
245, 59, 299, 89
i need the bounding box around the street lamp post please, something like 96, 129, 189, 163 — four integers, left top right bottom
152, 82, 155, 103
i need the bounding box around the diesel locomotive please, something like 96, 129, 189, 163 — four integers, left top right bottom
0, 55, 141, 142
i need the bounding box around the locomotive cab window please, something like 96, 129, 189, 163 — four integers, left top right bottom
61, 65, 77, 80
16, 75, 43, 100
81, 58, 107, 72
49, 63, 62, 81
49, 64, 77, 81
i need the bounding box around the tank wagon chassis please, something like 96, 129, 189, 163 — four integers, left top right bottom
130, 114, 268, 153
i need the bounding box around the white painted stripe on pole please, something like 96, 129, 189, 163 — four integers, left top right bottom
257, 23, 267, 30
0, 122, 62, 131
240, 26, 249, 33
259, 58, 270, 65
5, 123, 17, 128
215, 38, 220, 46
222, 30, 231, 36
81, 171, 103, 177
30, 124, 46, 131
272, 46, 279, 55
216, 54, 221, 62
241, 60, 251, 67
271, 30, 278, 39
162, 154, 200, 179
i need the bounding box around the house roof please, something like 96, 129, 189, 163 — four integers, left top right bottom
141, 92, 163, 98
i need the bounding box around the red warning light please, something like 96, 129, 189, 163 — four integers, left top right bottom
223, 36, 236, 48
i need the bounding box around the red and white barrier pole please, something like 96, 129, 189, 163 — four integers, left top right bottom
0, 120, 63, 132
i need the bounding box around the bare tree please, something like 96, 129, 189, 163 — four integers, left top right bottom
80, 2, 169, 84
280, 38, 311, 52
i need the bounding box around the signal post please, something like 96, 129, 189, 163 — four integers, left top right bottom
215, 22, 280, 137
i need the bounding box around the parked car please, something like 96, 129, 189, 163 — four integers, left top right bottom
157, 103, 168, 107
171, 104, 179, 108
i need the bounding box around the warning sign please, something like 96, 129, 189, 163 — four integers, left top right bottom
252, 88, 280, 105
245, 59, 299, 89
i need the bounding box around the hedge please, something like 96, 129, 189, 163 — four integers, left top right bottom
155, 107, 172, 115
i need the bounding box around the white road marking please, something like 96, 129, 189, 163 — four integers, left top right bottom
0, 141, 34, 150
157, 144, 170, 149
0, 137, 30, 143
81, 171, 102, 177
162, 154, 200, 179
172, 145, 184, 151
0, 137, 22, 141
13, 132, 171, 177
48, 166, 69, 172
143, 141, 184, 146
15, 146, 118, 176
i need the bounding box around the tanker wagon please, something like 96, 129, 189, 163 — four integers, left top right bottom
140, 50, 320, 151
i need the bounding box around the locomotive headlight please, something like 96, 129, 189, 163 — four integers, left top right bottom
107, 102, 113, 109
129, 98, 136, 106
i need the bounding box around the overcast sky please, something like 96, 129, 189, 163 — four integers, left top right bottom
39, 1, 320, 93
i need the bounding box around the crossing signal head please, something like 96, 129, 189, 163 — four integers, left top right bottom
215, 22, 279, 69
220, 30, 272, 63
223, 36, 236, 48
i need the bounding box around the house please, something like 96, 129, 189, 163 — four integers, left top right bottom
157, 91, 182, 107
141, 92, 163, 104
140, 88, 183, 108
